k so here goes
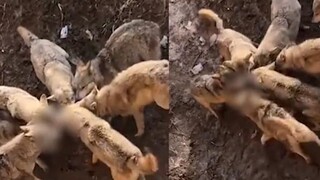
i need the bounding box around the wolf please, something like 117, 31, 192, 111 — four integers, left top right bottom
17, 26, 74, 104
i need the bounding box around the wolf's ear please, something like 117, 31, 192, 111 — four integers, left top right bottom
90, 102, 97, 111
129, 155, 139, 165
26, 120, 37, 126
20, 125, 29, 133
40, 94, 49, 105
93, 84, 99, 95
46, 94, 57, 102
83, 121, 89, 127
244, 52, 253, 61
20, 125, 33, 138
85, 61, 91, 69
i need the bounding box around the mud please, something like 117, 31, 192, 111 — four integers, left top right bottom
0, 0, 168, 179
169, 0, 320, 180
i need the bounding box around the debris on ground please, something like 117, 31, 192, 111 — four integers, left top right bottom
191, 63, 203, 75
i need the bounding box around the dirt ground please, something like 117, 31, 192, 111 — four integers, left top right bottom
169, 0, 320, 180
0, 0, 168, 179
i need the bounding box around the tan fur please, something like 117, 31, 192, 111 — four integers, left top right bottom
275, 38, 320, 75
197, 9, 257, 71
0, 110, 48, 171
82, 60, 169, 136
0, 110, 20, 145
227, 90, 319, 163
0, 86, 49, 123
0, 123, 60, 179
197, 9, 224, 36
313, 0, 320, 23
190, 72, 320, 163
190, 74, 225, 118
17, 26, 74, 104
59, 104, 158, 180
252, 66, 320, 130
251, 0, 300, 68
72, 19, 161, 100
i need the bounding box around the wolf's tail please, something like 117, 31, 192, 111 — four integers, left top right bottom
17, 26, 39, 47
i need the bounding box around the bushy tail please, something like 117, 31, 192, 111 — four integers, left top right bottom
128, 153, 159, 175
17, 26, 39, 47
198, 8, 224, 34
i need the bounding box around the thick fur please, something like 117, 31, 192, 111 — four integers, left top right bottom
72, 19, 161, 100
190, 74, 225, 118
227, 89, 320, 163
82, 60, 169, 136
275, 38, 320, 75
251, 0, 301, 68
17, 26, 74, 104
252, 65, 320, 130
0, 86, 49, 123
197, 9, 257, 71
190, 71, 320, 163
313, 0, 320, 23
0, 110, 48, 171
0, 123, 60, 179
271, 0, 301, 40
0, 110, 20, 145
59, 104, 158, 180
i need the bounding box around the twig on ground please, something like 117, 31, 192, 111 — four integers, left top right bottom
57, 3, 64, 26
191, 51, 203, 67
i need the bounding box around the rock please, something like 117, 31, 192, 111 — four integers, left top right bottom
191, 63, 203, 75
60, 25, 69, 39
161, 35, 168, 48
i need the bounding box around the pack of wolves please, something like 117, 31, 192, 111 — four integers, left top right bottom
192, 0, 320, 164
0, 19, 169, 180
3, 0, 320, 179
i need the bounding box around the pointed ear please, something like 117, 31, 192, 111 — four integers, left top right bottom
20, 125, 33, 138
26, 120, 36, 126
222, 61, 235, 71
85, 61, 91, 69
244, 52, 253, 61
130, 155, 139, 165
93, 84, 99, 95
90, 102, 97, 111
248, 58, 255, 71
88, 84, 98, 97
20, 125, 29, 133
47, 95, 57, 101
83, 121, 89, 127
39, 94, 48, 105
